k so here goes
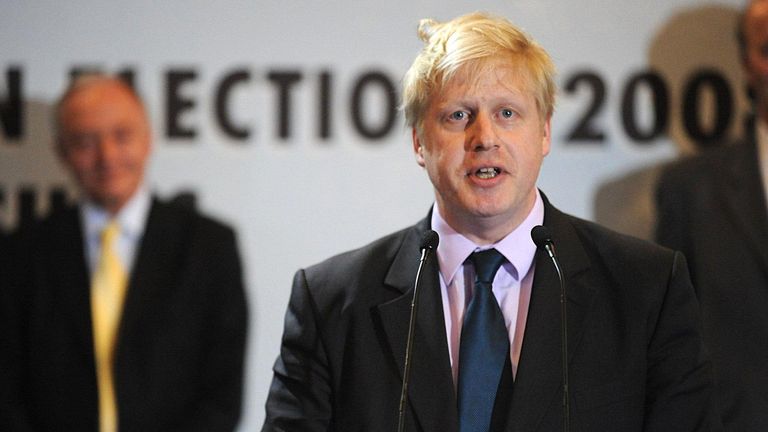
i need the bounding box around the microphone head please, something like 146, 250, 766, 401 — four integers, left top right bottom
420, 230, 440, 251
530, 225, 553, 249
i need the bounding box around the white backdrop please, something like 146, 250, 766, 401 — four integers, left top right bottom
0, 1, 750, 429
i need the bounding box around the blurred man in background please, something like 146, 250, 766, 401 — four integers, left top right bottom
655, 1, 768, 430
0, 74, 248, 432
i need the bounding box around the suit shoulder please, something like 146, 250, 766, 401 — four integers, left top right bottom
25, 202, 79, 229
567, 214, 676, 266
658, 142, 747, 189
9, 203, 80, 247
302, 225, 413, 282
152, 198, 236, 239
559, 215, 690, 308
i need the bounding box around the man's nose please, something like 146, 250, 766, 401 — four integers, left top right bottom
95, 134, 120, 163
467, 112, 498, 151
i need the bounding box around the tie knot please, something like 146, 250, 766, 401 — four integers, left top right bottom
101, 221, 121, 247
470, 248, 506, 284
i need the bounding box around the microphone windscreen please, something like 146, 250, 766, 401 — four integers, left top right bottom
420, 230, 440, 251
530, 225, 552, 248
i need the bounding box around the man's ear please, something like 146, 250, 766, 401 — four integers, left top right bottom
412, 127, 426, 167
541, 116, 552, 157
55, 139, 67, 161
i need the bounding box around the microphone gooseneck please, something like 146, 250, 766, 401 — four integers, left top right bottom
531, 225, 570, 432
397, 230, 439, 432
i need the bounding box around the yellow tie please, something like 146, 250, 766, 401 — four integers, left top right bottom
91, 220, 128, 432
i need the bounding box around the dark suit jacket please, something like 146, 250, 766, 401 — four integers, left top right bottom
263, 197, 718, 431
656, 136, 768, 431
0, 198, 248, 432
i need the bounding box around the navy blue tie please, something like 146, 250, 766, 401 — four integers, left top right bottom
458, 249, 509, 432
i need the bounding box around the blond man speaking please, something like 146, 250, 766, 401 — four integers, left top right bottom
263, 12, 718, 432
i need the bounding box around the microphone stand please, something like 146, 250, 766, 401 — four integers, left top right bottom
397, 231, 438, 432
544, 241, 569, 432
532, 226, 569, 432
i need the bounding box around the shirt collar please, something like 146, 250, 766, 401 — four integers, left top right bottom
431, 189, 544, 286
757, 118, 768, 207
81, 186, 151, 241
757, 117, 768, 173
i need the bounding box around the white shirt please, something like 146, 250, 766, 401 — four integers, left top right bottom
81, 187, 151, 276
756, 118, 768, 207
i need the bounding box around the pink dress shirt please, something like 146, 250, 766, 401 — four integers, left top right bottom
431, 190, 544, 385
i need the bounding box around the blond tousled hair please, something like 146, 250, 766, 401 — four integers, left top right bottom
402, 12, 556, 130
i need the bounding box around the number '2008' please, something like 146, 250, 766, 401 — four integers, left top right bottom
563, 68, 736, 149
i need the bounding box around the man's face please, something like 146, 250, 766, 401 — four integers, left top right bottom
57, 80, 151, 215
413, 60, 551, 242
745, 1, 768, 117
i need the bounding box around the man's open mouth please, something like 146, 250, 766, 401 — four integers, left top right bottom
474, 167, 501, 179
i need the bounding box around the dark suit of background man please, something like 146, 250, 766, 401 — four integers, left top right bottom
655, 1, 768, 430
263, 12, 718, 432
0, 75, 248, 432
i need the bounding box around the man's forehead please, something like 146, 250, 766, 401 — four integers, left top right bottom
431, 61, 534, 102
60, 82, 147, 126
747, 1, 768, 33
65, 82, 136, 108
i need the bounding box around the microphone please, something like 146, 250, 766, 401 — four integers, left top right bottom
397, 230, 439, 432
531, 225, 570, 432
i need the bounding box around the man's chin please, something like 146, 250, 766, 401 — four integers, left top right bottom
467, 204, 514, 221
89, 192, 130, 214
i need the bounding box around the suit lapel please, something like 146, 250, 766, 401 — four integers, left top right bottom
376, 218, 458, 432
717, 138, 768, 278
51, 207, 95, 364
509, 201, 594, 431
116, 199, 190, 360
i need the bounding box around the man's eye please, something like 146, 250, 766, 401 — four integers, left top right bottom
449, 111, 468, 121
113, 128, 134, 144
66, 134, 97, 152
500, 109, 515, 119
